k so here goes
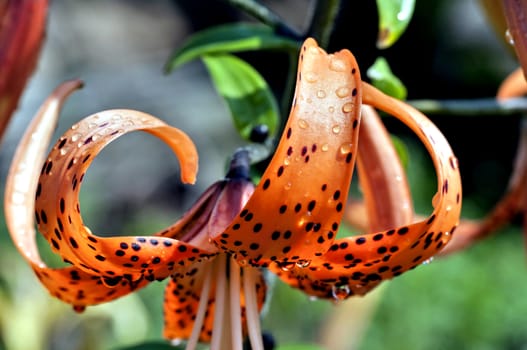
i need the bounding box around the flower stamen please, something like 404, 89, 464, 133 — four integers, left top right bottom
244, 266, 264, 350
184, 262, 213, 350
230, 257, 244, 350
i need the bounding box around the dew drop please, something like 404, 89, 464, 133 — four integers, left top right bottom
329, 58, 347, 72
71, 133, 81, 142
505, 29, 515, 45
449, 156, 459, 170
171, 338, 184, 346
278, 261, 296, 272
60, 148, 68, 156
328, 106, 335, 113
296, 259, 311, 268
336, 86, 350, 98
331, 284, 350, 302
284, 182, 292, 190
422, 257, 434, 265
304, 72, 318, 83
284, 157, 291, 166
342, 102, 353, 113
299, 119, 309, 129
321, 144, 329, 152
88, 122, 98, 129
332, 125, 341, 134
316, 90, 326, 98
339, 143, 352, 154
308, 46, 321, 55
71, 124, 79, 130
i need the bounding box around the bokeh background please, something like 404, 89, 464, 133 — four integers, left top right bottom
0, 1, 525, 349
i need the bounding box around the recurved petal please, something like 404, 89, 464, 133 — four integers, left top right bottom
4, 80, 150, 309
218, 38, 362, 266
271, 83, 461, 299
34, 108, 217, 282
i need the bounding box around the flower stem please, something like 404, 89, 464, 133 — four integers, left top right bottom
306, 0, 342, 49
407, 97, 527, 116
227, 0, 301, 39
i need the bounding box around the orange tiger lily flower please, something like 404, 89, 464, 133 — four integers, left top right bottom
4, 38, 461, 348
0, 0, 48, 142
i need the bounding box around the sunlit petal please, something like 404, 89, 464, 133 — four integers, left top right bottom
34, 108, 217, 282
4, 80, 150, 309
272, 82, 461, 299
218, 38, 362, 266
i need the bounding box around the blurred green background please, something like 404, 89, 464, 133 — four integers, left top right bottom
1, 1, 526, 349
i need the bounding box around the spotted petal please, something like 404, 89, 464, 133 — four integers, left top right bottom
217, 38, 362, 266
33, 106, 220, 283
271, 82, 461, 299
4, 80, 150, 309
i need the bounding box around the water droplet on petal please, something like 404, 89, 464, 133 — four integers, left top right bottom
59, 148, 68, 156
342, 103, 353, 113
505, 29, 515, 45
331, 284, 350, 302
278, 261, 296, 271
339, 143, 352, 154
304, 72, 318, 83
171, 338, 184, 346
329, 58, 347, 72
321, 144, 329, 152
316, 90, 326, 98
422, 257, 434, 265
284, 182, 292, 190
296, 259, 311, 268
71, 133, 81, 142
299, 119, 309, 129
336, 86, 350, 98
332, 125, 341, 134
328, 106, 335, 113
71, 124, 79, 130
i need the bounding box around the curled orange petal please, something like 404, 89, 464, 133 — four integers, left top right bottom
272, 82, 461, 299
356, 105, 414, 231
497, 67, 527, 100
34, 108, 215, 283
218, 37, 362, 266
4, 80, 150, 309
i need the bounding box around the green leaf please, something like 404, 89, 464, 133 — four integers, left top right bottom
202, 54, 279, 140
376, 0, 415, 48
166, 23, 300, 72
112, 342, 184, 350
366, 57, 407, 100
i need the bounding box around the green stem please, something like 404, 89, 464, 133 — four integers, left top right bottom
306, 0, 342, 49
227, 0, 302, 39
407, 97, 527, 116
